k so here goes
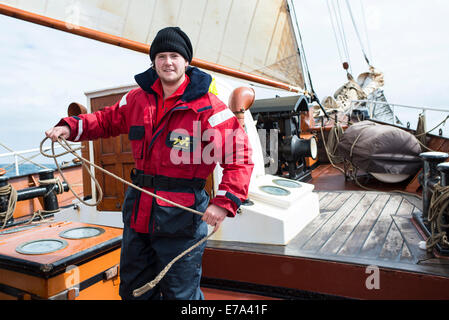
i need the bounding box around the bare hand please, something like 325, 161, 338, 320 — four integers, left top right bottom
202, 204, 228, 233
45, 126, 70, 142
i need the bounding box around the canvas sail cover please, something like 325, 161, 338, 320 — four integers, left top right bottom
0, 0, 304, 88
337, 121, 422, 175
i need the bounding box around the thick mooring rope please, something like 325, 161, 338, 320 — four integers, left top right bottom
0, 184, 17, 229
426, 183, 449, 252
40, 136, 216, 297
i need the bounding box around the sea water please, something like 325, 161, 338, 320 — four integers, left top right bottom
0, 163, 58, 178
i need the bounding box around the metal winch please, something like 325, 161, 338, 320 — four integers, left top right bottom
250, 95, 318, 181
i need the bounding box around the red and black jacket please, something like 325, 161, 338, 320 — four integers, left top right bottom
58, 67, 253, 234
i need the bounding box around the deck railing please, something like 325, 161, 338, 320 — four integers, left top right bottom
350, 99, 449, 138
0, 143, 81, 177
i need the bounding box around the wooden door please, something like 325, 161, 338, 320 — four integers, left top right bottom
90, 93, 134, 211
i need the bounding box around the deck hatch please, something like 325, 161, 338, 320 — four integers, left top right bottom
273, 179, 302, 188
259, 185, 291, 196
59, 227, 105, 240
16, 239, 68, 255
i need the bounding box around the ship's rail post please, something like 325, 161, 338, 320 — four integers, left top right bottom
437, 162, 449, 187
419, 152, 449, 222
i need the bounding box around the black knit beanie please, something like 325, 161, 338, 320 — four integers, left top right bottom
149, 27, 193, 63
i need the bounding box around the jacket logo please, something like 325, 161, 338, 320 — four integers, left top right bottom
173, 136, 190, 148
166, 131, 196, 152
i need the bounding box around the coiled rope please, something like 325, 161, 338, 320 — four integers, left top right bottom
40, 136, 216, 297
0, 184, 17, 229
426, 183, 449, 252
319, 122, 345, 175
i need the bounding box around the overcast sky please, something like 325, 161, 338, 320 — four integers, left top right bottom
296, 0, 449, 108
0, 0, 448, 165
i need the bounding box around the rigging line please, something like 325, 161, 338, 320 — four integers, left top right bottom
335, 0, 352, 73
289, 0, 329, 119
289, 0, 313, 92
287, 0, 311, 92
359, 0, 373, 62
345, 0, 371, 66
333, 0, 352, 74
326, 0, 345, 65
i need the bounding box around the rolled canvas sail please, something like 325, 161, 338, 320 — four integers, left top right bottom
0, 0, 304, 88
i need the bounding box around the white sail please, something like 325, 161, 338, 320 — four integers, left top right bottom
0, 0, 304, 88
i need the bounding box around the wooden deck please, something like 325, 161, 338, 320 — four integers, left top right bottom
207, 190, 449, 277
292, 191, 446, 273
203, 165, 449, 299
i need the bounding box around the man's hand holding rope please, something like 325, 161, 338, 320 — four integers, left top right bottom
45, 125, 70, 142
202, 203, 227, 233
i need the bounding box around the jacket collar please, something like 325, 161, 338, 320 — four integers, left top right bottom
134, 66, 212, 102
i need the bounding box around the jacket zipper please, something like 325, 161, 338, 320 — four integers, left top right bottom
147, 100, 190, 154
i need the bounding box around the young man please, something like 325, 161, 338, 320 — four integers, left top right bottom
45, 27, 253, 300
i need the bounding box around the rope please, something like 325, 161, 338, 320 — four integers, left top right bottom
40, 138, 102, 207
344, 0, 371, 66
323, 111, 449, 197
426, 183, 449, 252
132, 231, 215, 298
0, 184, 17, 229
319, 123, 345, 175
326, 0, 345, 67
24, 209, 59, 225
334, 0, 352, 74
321, 112, 449, 253
290, 0, 314, 93
40, 137, 208, 215
38, 178, 65, 196
39, 136, 216, 297
415, 114, 449, 138
359, 0, 372, 62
